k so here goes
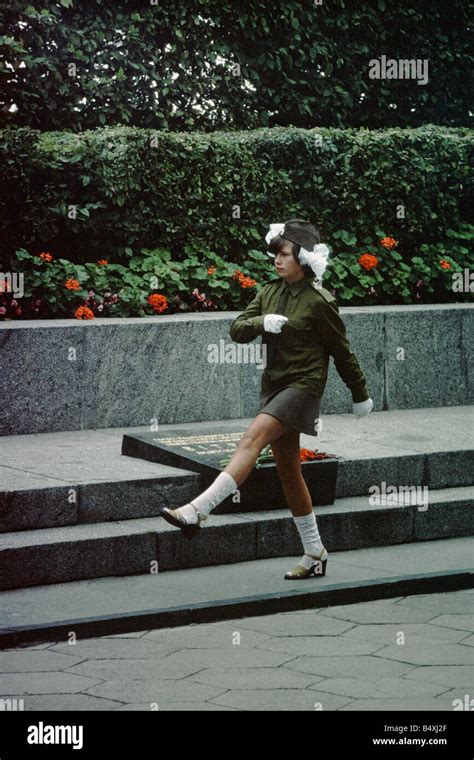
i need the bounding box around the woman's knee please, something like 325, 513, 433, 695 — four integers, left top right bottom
271, 432, 302, 477
240, 414, 286, 450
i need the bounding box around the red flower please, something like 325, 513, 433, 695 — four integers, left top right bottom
358, 254, 379, 271
380, 237, 398, 249
74, 306, 95, 320
439, 259, 451, 270
232, 269, 257, 288
147, 293, 168, 313
65, 279, 80, 290
300, 447, 332, 461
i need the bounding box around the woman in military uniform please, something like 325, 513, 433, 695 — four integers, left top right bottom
160, 219, 373, 579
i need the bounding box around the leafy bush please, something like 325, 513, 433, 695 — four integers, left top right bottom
1, 125, 472, 272
1, 0, 471, 131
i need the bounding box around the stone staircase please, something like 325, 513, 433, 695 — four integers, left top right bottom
1, 407, 472, 593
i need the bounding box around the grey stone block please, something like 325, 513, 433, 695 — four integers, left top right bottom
143, 622, 273, 648
0, 325, 84, 435
66, 659, 214, 681
391, 590, 474, 614
0, 531, 156, 590
323, 506, 414, 550
426, 450, 474, 488
385, 307, 468, 408
82, 318, 241, 429
461, 309, 474, 404
143, 647, 293, 670
78, 475, 199, 523
0, 486, 78, 532
336, 454, 425, 497
414, 499, 473, 540
156, 520, 257, 571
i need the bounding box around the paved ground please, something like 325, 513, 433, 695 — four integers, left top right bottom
1, 589, 473, 711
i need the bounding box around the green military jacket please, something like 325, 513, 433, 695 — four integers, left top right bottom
229, 271, 369, 403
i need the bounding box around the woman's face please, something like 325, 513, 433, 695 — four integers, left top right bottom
274, 242, 304, 278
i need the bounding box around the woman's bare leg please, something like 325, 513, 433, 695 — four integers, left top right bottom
223, 413, 290, 486
271, 430, 326, 574
161, 413, 290, 526
270, 429, 313, 516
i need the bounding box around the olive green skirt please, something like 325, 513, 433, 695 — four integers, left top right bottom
257, 386, 321, 436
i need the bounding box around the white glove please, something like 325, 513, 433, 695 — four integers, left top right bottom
352, 398, 373, 418
263, 314, 288, 333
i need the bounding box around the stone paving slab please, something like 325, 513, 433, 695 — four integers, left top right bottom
0, 590, 472, 711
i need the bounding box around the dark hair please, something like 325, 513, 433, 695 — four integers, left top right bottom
267, 234, 313, 277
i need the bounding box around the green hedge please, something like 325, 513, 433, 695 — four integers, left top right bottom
1, 0, 471, 131
1, 124, 472, 268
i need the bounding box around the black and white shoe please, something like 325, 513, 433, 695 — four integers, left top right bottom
159, 504, 206, 540
284, 547, 328, 579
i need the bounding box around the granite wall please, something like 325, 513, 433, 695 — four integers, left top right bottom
0, 304, 472, 436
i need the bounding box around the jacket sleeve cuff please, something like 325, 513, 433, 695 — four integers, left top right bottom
252, 315, 266, 332
352, 388, 370, 403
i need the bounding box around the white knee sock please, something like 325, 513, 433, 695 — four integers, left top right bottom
293, 511, 324, 563
178, 471, 238, 522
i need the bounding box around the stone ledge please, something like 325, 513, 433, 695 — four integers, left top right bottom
1, 304, 472, 435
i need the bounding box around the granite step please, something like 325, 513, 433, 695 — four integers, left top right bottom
1, 407, 473, 533
0, 487, 472, 591
0, 536, 472, 649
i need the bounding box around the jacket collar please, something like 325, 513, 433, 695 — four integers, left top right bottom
280, 271, 314, 297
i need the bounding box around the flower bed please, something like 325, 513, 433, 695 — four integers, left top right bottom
2, 226, 470, 320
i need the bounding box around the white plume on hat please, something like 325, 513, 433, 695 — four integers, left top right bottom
265, 222, 330, 283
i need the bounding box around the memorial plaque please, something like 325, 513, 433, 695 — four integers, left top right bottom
122, 422, 338, 510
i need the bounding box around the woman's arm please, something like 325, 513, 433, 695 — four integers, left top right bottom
229, 288, 266, 343
317, 298, 369, 403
